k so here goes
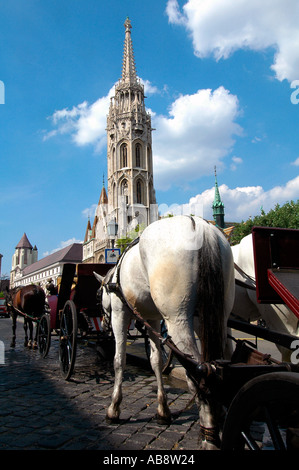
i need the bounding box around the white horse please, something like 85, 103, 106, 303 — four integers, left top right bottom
95, 215, 235, 449
232, 233, 299, 361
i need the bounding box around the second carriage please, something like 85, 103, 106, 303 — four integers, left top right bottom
38, 262, 172, 380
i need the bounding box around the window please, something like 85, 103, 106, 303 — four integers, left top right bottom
136, 144, 141, 167
120, 143, 127, 167
136, 180, 142, 204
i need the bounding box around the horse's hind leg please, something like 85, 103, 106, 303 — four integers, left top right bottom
32, 321, 38, 349
11, 311, 16, 348
27, 319, 37, 349
106, 306, 131, 422
147, 319, 171, 424
24, 318, 30, 347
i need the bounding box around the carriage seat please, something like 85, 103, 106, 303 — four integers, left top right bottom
73, 263, 112, 317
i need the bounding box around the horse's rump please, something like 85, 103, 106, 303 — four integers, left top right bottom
12, 285, 45, 318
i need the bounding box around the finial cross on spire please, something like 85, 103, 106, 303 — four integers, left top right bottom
121, 17, 137, 84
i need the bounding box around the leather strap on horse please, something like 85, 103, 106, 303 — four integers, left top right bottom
234, 262, 256, 291
7, 303, 41, 322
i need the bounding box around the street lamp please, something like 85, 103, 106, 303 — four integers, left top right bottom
107, 218, 118, 248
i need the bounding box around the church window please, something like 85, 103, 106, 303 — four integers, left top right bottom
136, 143, 141, 167
136, 180, 142, 204
121, 143, 128, 167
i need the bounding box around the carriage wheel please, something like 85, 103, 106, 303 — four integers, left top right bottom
37, 313, 51, 358
221, 372, 299, 450
59, 300, 78, 380
144, 320, 174, 375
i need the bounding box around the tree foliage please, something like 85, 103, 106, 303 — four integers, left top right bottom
230, 200, 299, 245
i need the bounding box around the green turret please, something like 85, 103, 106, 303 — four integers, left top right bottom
212, 166, 225, 229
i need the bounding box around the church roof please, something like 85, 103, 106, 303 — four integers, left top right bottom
84, 219, 92, 243
22, 243, 82, 276
16, 233, 33, 250
91, 216, 98, 238
98, 185, 108, 205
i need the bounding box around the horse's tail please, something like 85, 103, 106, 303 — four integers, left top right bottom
197, 228, 225, 362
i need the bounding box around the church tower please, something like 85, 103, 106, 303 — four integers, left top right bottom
106, 17, 158, 237
10, 233, 38, 286
212, 166, 225, 229
82, 18, 157, 264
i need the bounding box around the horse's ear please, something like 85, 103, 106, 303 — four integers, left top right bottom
93, 272, 104, 284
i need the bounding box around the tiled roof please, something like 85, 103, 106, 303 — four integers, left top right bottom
84, 219, 92, 243
98, 186, 108, 205
22, 243, 83, 276
15, 233, 33, 250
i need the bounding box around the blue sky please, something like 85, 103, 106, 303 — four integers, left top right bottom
1, 0, 299, 276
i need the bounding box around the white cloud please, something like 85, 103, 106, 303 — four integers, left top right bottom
230, 156, 243, 171
44, 86, 115, 152
44, 79, 161, 152
152, 86, 242, 189
82, 204, 97, 219
292, 157, 299, 166
182, 175, 299, 222
44, 82, 242, 190
166, 0, 299, 82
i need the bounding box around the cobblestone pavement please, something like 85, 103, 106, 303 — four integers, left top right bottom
0, 321, 202, 452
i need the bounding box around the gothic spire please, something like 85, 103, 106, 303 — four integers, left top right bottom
121, 17, 138, 85
212, 166, 225, 228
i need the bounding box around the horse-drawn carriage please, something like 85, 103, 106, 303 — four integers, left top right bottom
208, 226, 299, 450
7, 216, 299, 450
90, 218, 299, 450
38, 262, 172, 380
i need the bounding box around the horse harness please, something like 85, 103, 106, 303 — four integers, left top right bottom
234, 262, 256, 291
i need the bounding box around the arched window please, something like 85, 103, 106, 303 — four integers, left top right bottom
112, 182, 117, 208
136, 143, 141, 167
136, 180, 142, 204
120, 143, 127, 168
112, 147, 116, 172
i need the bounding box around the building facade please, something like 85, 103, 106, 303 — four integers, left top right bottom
10, 233, 82, 289
83, 18, 158, 264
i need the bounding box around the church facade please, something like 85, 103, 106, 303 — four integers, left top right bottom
83, 18, 158, 264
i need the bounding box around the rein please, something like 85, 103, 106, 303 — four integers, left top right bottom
7, 303, 41, 322
234, 262, 256, 291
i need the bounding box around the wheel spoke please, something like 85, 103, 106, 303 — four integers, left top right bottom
264, 406, 287, 450
241, 430, 260, 450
